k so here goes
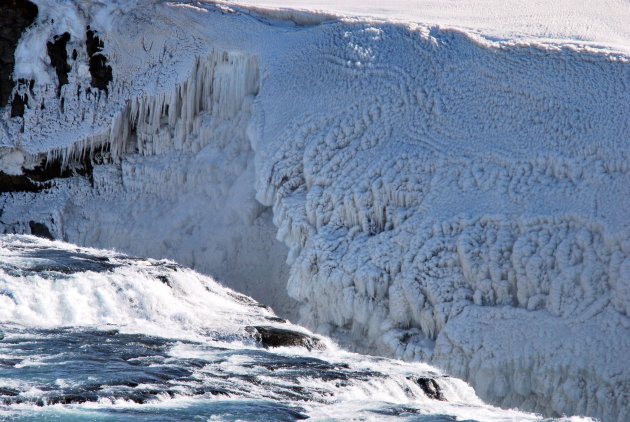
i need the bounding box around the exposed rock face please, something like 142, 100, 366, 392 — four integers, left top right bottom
247, 325, 326, 351
47, 32, 71, 96
86, 27, 112, 92
0, 0, 38, 108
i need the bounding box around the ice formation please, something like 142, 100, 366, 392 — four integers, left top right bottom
250, 24, 630, 420
0, 1, 296, 319
0, 1, 628, 421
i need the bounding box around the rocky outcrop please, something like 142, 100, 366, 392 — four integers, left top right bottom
247, 325, 325, 351
86, 27, 112, 92
0, 0, 38, 108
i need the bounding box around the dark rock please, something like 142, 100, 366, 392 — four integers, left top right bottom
28, 221, 53, 240
0, 0, 38, 108
156, 275, 172, 287
39, 393, 99, 406
410, 377, 445, 401
247, 325, 325, 351
16, 247, 120, 274
86, 27, 112, 92
46, 32, 71, 96
0, 171, 48, 193
10, 91, 27, 117
0, 387, 19, 397
85, 26, 103, 56
265, 316, 289, 323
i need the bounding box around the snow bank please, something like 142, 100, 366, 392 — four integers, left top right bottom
224, 0, 630, 54
0, 1, 628, 421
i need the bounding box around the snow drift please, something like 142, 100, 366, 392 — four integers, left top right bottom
0, 1, 628, 421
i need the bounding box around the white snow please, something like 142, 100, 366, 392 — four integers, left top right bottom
0, 1, 628, 421
224, 0, 630, 54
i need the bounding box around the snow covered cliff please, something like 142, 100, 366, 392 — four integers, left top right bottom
0, 1, 628, 421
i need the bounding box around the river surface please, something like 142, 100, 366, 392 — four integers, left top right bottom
0, 235, 576, 421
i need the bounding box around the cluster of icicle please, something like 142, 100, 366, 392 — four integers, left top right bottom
43, 51, 259, 169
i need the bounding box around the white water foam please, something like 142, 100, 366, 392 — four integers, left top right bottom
1, 234, 588, 422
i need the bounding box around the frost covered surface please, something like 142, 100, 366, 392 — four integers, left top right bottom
0, 1, 629, 421
253, 21, 630, 422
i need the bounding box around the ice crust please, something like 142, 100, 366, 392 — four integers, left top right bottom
252, 22, 630, 421
0, 1, 628, 421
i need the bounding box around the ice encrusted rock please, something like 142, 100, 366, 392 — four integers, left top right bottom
0, 1, 628, 421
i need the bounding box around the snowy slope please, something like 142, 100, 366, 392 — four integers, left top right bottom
225, 0, 630, 53
0, 1, 628, 421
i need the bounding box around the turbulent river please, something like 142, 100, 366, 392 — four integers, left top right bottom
0, 235, 583, 422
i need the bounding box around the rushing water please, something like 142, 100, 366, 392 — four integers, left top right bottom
0, 235, 584, 421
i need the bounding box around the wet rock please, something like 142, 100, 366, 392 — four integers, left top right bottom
156, 274, 172, 287
0, 387, 19, 397
39, 393, 99, 406
410, 377, 445, 401
265, 316, 288, 323
247, 325, 325, 351
0, 0, 38, 108
15, 247, 120, 274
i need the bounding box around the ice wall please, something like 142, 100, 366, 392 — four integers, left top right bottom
250, 23, 630, 422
